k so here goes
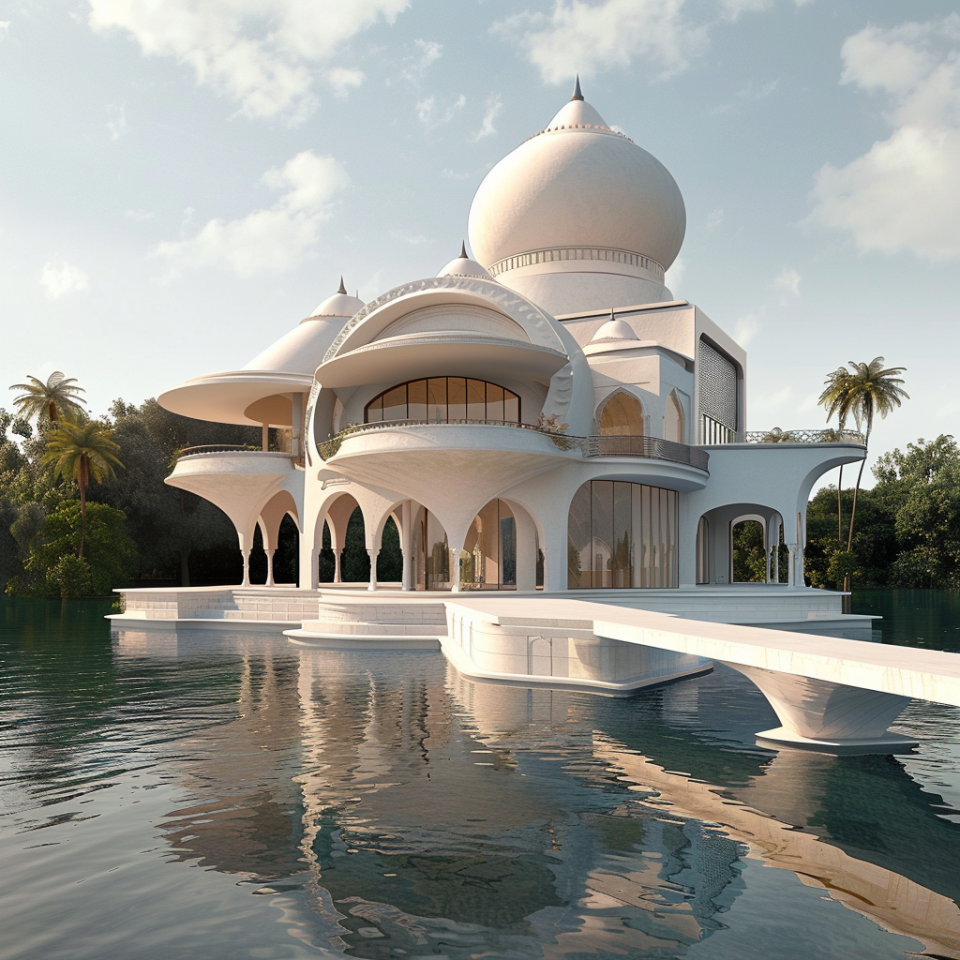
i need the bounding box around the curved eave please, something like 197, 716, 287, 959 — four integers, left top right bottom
315, 337, 569, 390
158, 371, 314, 426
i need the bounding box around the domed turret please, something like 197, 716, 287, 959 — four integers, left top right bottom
307, 277, 365, 321
467, 81, 685, 316
436, 241, 494, 280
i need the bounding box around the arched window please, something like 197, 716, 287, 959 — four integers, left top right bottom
664, 392, 684, 443
599, 392, 644, 437
365, 378, 520, 424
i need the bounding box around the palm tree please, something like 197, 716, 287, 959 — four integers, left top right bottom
41, 420, 123, 557
840, 357, 908, 553
10, 371, 87, 424
818, 366, 853, 545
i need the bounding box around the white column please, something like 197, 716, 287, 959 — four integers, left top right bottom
401, 501, 413, 591
333, 550, 342, 584
367, 549, 379, 592
450, 548, 463, 593
265, 549, 275, 586
786, 544, 797, 587
261, 423, 269, 451
291, 393, 304, 459
241, 550, 251, 586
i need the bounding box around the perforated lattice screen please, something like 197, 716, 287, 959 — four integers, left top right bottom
698, 339, 738, 432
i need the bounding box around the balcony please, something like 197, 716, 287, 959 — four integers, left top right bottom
319, 421, 709, 470
744, 428, 866, 445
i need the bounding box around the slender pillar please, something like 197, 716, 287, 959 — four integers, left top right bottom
265, 549, 276, 586
787, 544, 797, 587
450, 548, 463, 593
401, 501, 413, 591
333, 550, 342, 584
241, 549, 251, 586
261, 423, 269, 451
367, 549, 379, 592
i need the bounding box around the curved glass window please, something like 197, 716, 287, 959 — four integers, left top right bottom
365, 378, 520, 424
568, 480, 679, 588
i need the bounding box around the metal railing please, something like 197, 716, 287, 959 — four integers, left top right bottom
744, 428, 866, 445
177, 445, 296, 459
318, 420, 709, 470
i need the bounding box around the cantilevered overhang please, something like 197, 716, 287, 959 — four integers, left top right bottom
315, 335, 569, 389
158, 370, 313, 427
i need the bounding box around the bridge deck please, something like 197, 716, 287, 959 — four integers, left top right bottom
446, 597, 960, 706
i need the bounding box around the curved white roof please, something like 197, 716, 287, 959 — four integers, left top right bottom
590, 317, 639, 342
467, 87, 685, 274
309, 278, 365, 319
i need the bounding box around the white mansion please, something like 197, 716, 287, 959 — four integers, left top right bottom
157, 85, 864, 599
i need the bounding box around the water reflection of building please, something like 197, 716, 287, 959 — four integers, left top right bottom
112, 628, 960, 958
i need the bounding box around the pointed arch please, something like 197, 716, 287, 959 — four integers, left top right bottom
664, 390, 684, 443
597, 389, 644, 437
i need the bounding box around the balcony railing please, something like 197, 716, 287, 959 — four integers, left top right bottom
177, 445, 299, 461
318, 420, 709, 470
744, 428, 866, 445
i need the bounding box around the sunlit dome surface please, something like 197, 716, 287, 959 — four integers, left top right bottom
436, 242, 494, 280
467, 84, 686, 275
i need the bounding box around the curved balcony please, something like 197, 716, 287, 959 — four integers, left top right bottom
319, 420, 709, 469
178, 444, 299, 462
744, 428, 866, 445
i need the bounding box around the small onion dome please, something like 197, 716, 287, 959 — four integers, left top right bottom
306, 277, 365, 322
437, 241, 494, 280
590, 317, 639, 343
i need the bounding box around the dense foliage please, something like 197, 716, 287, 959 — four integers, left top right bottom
804, 435, 960, 589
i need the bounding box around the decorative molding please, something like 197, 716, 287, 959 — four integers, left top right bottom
489, 246, 665, 280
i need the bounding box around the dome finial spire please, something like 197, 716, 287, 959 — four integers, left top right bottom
337, 276, 346, 295
571, 74, 583, 101
459, 240, 468, 259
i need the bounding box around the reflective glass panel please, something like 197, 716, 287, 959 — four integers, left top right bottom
504, 393, 520, 422
366, 396, 383, 422
408, 379, 428, 421
382, 384, 407, 421
427, 379, 447, 421
567, 482, 592, 589
487, 384, 504, 421
613, 482, 632, 589
467, 380, 486, 421
448, 378, 467, 420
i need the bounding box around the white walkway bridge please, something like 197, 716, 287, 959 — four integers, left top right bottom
443, 597, 960, 754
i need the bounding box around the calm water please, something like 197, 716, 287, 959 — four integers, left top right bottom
2, 595, 960, 960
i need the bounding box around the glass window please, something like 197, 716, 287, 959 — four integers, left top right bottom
567, 480, 678, 590
382, 384, 407, 421
365, 378, 520, 424
427, 379, 447, 421
448, 378, 467, 420
408, 379, 427, 421
487, 384, 504, 422
467, 379, 486, 421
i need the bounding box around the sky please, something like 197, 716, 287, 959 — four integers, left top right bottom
2, 0, 959, 488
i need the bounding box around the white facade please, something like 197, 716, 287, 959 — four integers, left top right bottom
158, 87, 866, 596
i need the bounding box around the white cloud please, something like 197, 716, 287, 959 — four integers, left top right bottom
0, 21, 11, 41
153, 151, 350, 277
808, 15, 960, 261
472, 94, 503, 141
720, 0, 772, 21
402, 39, 442, 82
41, 261, 90, 300
328, 67, 365, 98
87, 0, 408, 121
494, 0, 708, 85
125, 208, 154, 221
774, 266, 800, 297
706, 208, 724, 229
416, 93, 466, 128
389, 228, 428, 246
107, 102, 127, 140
